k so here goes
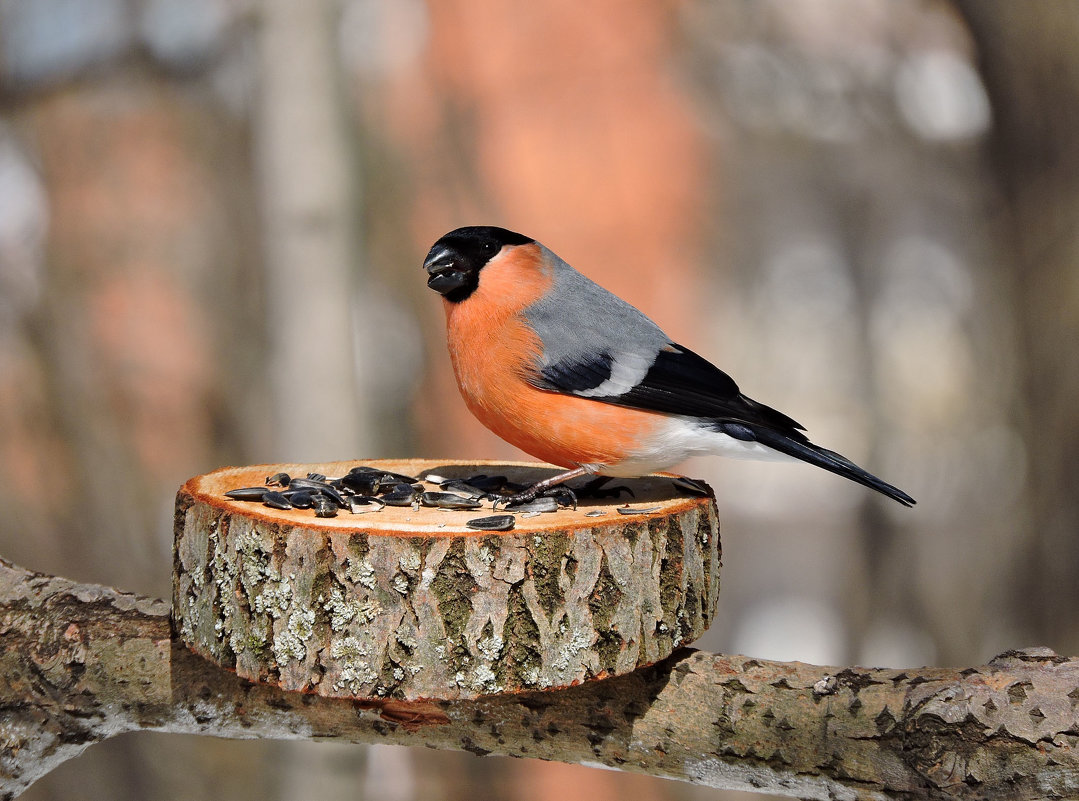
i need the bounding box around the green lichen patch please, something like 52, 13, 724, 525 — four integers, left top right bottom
328, 635, 379, 695
589, 552, 624, 627
430, 539, 474, 649
343, 535, 374, 588
273, 606, 315, 666
378, 652, 407, 697
529, 532, 569, 620
319, 578, 374, 631
680, 581, 702, 640
621, 519, 643, 548
657, 516, 684, 625
504, 583, 542, 685
593, 627, 625, 673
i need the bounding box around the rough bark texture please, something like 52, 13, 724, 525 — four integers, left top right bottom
4, 555, 1079, 800
173, 461, 720, 700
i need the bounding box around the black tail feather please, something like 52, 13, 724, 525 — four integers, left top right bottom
746, 425, 916, 507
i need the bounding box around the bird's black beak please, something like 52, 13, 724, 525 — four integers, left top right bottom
424, 246, 471, 296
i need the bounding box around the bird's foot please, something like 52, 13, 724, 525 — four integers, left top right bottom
494, 485, 578, 511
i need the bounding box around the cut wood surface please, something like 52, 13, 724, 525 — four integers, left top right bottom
173, 459, 720, 701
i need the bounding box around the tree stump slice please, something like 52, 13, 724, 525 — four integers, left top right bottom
173, 459, 720, 701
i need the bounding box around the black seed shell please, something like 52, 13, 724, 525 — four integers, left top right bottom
465, 514, 515, 531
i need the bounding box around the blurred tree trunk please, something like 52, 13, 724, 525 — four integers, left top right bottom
255, 0, 370, 463
12, 73, 275, 801
957, 2, 1079, 651
253, 0, 384, 796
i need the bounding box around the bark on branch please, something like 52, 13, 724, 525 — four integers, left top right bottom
2, 555, 1078, 801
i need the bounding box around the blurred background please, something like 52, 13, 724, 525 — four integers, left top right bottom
1, 0, 1077, 799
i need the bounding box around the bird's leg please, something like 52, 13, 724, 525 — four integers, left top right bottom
495, 466, 593, 509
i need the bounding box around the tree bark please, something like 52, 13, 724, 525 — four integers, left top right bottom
4, 552, 1079, 800
173, 460, 720, 700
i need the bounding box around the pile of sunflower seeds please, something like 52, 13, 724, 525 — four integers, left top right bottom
223, 466, 573, 531
223, 466, 710, 532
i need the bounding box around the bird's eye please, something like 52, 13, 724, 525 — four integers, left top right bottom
483, 241, 497, 254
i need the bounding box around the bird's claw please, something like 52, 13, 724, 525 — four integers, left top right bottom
494, 485, 577, 511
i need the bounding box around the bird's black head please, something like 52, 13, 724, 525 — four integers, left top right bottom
423, 226, 535, 302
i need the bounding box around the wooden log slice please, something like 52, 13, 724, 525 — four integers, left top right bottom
173, 459, 720, 701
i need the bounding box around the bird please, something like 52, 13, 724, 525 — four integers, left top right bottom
423, 225, 915, 507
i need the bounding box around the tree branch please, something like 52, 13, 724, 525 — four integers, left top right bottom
3, 555, 1078, 800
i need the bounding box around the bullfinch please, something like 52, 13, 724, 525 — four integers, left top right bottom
424, 225, 915, 507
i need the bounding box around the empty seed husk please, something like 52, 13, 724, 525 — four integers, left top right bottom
436, 480, 488, 500
265, 472, 291, 487
505, 496, 559, 513
348, 496, 385, 514
616, 505, 661, 515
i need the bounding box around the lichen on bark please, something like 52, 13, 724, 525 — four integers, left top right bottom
173, 470, 719, 701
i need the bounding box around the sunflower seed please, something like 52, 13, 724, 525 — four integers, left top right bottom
286, 478, 347, 507
382, 484, 419, 506
263, 490, 293, 510
465, 514, 515, 531
313, 495, 338, 518
348, 465, 421, 485
283, 489, 318, 508
225, 487, 269, 501
420, 491, 483, 510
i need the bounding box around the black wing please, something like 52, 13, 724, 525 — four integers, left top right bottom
529, 342, 916, 506
529, 343, 806, 432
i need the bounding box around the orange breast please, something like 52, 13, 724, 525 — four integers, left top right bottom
442, 245, 665, 469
